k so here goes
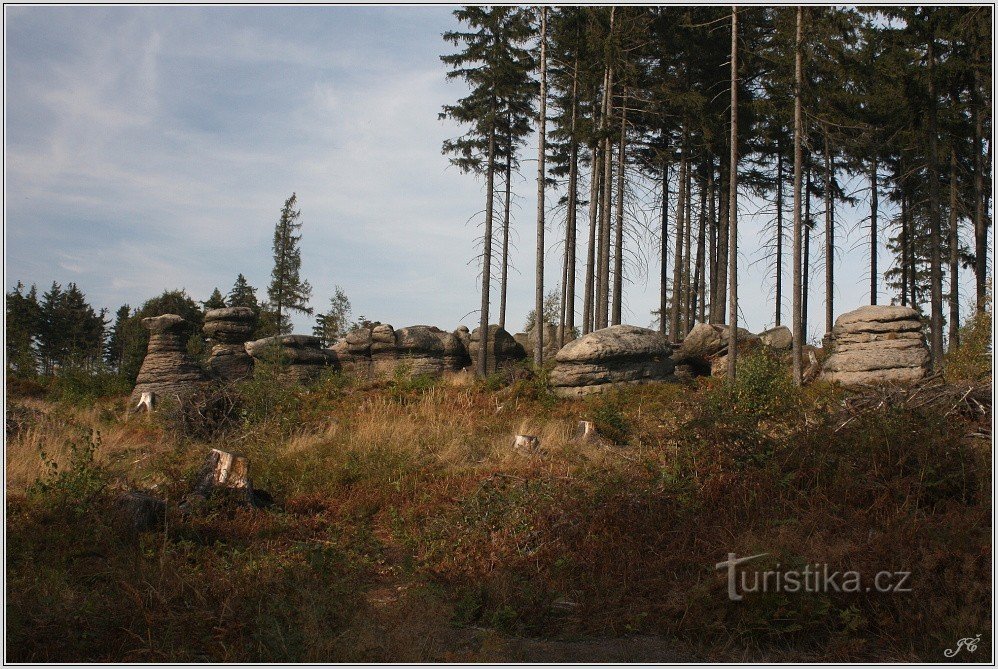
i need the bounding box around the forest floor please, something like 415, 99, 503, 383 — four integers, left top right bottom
5, 352, 992, 662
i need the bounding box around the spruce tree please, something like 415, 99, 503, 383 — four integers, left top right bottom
268, 193, 313, 335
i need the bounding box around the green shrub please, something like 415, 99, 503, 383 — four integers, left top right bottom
588, 393, 631, 444
28, 429, 110, 516
49, 368, 131, 404
945, 295, 992, 382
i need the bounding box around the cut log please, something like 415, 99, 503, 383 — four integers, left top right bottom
118, 490, 166, 534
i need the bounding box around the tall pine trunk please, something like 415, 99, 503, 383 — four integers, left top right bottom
559, 56, 580, 347
870, 158, 878, 305
669, 133, 688, 341
659, 157, 670, 334
478, 123, 497, 377
533, 7, 547, 367
901, 188, 909, 306
803, 163, 811, 344
707, 161, 717, 322
926, 37, 944, 369
583, 146, 600, 334
776, 143, 784, 327
948, 146, 959, 349
823, 129, 834, 339
726, 6, 739, 379
611, 91, 627, 325
694, 170, 708, 324
791, 5, 804, 384
973, 76, 987, 311
713, 158, 729, 324
683, 166, 693, 333
499, 147, 512, 330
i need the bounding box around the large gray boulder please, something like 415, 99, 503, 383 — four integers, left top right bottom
130, 314, 207, 405
549, 325, 675, 397
245, 334, 338, 382
759, 325, 793, 351
204, 307, 256, 381
515, 322, 575, 364
469, 325, 526, 374
819, 305, 930, 386
674, 322, 760, 376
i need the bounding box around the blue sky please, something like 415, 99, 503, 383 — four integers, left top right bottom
4, 6, 980, 341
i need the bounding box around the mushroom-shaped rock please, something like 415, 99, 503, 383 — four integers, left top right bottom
129, 314, 207, 405
204, 307, 257, 381
819, 305, 930, 386
549, 325, 675, 397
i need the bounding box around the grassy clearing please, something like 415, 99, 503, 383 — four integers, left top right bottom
5, 352, 992, 662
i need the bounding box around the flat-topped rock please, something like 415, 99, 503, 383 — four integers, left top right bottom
820, 305, 930, 386
550, 325, 675, 397
245, 334, 337, 382
469, 325, 526, 374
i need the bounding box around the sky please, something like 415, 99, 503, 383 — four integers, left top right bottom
4, 6, 982, 342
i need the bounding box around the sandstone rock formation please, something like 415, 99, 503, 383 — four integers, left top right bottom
204, 307, 256, 381
673, 322, 760, 376
245, 334, 337, 382
819, 305, 930, 386
469, 324, 527, 374
549, 325, 675, 397
759, 325, 793, 351
334, 323, 472, 379
130, 314, 207, 405
514, 322, 575, 363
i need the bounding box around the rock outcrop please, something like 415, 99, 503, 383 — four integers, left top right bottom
130, 314, 207, 405
333, 323, 472, 379
674, 322, 760, 376
469, 325, 526, 374
819, 305, 930, 386
514, 323, 575, 363
245, 334, 337, 382
204, 307, 256, 381
549, 325, 675, 397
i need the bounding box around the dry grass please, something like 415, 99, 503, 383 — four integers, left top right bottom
5, 363, 992, 662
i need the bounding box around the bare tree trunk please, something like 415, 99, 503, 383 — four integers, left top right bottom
900, 188, 908, 306
973, 76, 987, 311
659, 157, 670, 334
948, 145, 960, 349
596, 9, 615, 331
583, 145, 600, 335
792, 6, 804, 384
870, 157, 878, 305
776, 143, 784, 327
683, 166, 693, 333
713, 158, 729, 324
560, 56, 581, 346
727, 6, 739, 379
533, 7, 547, 367
478, 124, 497, 377
803, 163, 811, 345
707, 161, 717, 322
695, 169, 708, 324
927, 37, 944, 370
669, 133, 688, 342
611, 90, 627, 326
823, 129, 834, 339
499, 146, 512, 330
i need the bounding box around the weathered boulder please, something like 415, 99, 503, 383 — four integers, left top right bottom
204, 307, 256, 381
469, 325, 526, 374
245, 334, 338, 382
759, 325, 793, 351
130, 314, 207, 405
334, 323, 472, 379
549, 325, 675, 397
515, 323, 575, 363
674, 322, 760, 376
819, 305, 930, 386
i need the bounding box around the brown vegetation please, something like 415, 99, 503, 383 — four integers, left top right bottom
5, 350, 991, 662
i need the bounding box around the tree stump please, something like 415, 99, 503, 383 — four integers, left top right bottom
133, 391, 155, 413
512, 434, 541, 453
117, 490, 166, 535
183, 448, 258, 509
574, 421, 597, 442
